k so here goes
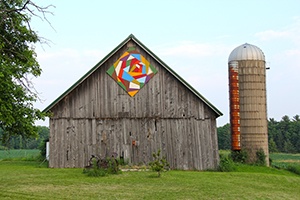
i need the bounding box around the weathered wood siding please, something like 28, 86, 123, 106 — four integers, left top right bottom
49, 40, 219, 170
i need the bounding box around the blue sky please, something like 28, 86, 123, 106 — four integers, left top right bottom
32, 0, 300, 126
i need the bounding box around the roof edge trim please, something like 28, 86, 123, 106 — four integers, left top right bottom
43, 34, 223, 117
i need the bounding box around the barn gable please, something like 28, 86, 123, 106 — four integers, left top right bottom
44, 34, 222, 170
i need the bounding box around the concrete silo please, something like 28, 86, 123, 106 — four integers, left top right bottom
228, 43, 269, 166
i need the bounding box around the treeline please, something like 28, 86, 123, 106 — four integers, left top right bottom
0, 126, 49, 150
218, 115, 300, 153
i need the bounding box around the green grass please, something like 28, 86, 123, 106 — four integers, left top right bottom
0, 161, 299, 200
0, 151, 299, 199
270, 153, 300, 163
0, 149, 40, 160
270, 153, 300, 175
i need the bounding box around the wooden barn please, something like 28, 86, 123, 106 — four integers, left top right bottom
44, 34, 222, 170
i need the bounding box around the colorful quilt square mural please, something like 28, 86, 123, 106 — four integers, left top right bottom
107, 47, 158, 97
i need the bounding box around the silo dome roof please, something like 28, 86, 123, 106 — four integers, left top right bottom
228, 43, 265, 62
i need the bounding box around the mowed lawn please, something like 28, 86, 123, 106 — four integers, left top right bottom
0, 160, 299, 200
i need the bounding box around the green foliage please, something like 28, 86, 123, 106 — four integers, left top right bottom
255, 148, 267, 166
83, 159, 107, 177
286, 165, 300, 176
230, 150, 248, 163
217, 123, 231, 150
0, 126, 49, 150
268, 115, 300, 153
217, 115, 300, 153
149, 149, 170, 177
117, 157, 129, 166
0, 149, 40, 160
270, 153, 300, 161
218, 154, 236, 172
0, 0, 49, 145
38, 137, 49, 160
270, 153, 300, 176
83, 156, 121, 177
107, 157, 120, 174
268, 138, 278, 153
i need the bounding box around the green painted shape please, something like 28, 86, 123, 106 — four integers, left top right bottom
126, 60, 131, 67
150, 64, 158, 74
127, 47, 136, 52
118, 81, 127, 91
106, 65, 115, 76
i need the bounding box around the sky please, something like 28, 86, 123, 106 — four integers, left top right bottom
31, 0, 300, 127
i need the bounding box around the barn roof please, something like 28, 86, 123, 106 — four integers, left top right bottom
43, 34, 222, 117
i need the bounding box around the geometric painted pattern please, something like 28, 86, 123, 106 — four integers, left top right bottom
107, 47, 158, 97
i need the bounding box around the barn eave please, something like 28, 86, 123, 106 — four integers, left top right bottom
43, 34, 223, 117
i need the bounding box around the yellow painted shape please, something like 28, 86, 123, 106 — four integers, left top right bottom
128, 72, 142, 76
113, 59, 120, 67
130, 65, 137, 72
128, 90, 138, 97
141, 56, 150, 67
114, 52, 130, 66
131, 79, 139, 84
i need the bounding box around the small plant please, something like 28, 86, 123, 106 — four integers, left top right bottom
149, 149, 169, 177
83, 155, 121, 177
83, 159, 107, 177
218, 154, 236, 172
231, 150, 248, 163
107, 157, 120, 174
117, 157, 129, 166
256, 148, 266, 166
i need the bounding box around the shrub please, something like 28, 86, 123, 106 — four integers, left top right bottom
231, 150, 248, 163
218, 154, 236, 172
149, 149, 170, 177
107, 157, 120, 174
256, 148, 266, 166
38, 138, 49, 159
83, 159, 107, 177
83, 156, 121, 177
117, 157, 129, 166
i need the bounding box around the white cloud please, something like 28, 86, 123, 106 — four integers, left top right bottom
255, 30, 291, 41
255, 17, 300, 44
155, 41, 231, 58
37, 48, 105, 62
33, 48, 105, 112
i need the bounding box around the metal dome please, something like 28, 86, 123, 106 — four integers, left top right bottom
228, 43, 265, 62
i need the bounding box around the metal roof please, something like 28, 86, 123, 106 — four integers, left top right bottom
43, 34, 222, 117
228, 43, 265, 62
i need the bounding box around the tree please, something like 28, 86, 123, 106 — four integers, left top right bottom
0, 1, 52, 144
268, 138, 277, 153
0, 126, 49, 149
218, 115, 300, 153
217, 123, 231, 150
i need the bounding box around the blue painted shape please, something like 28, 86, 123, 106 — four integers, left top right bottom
122, 71, 134, 82
124, 66, 130, 72
137, 76, 146, 83
131, 54, 141, 60
142, 65, 146, 74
